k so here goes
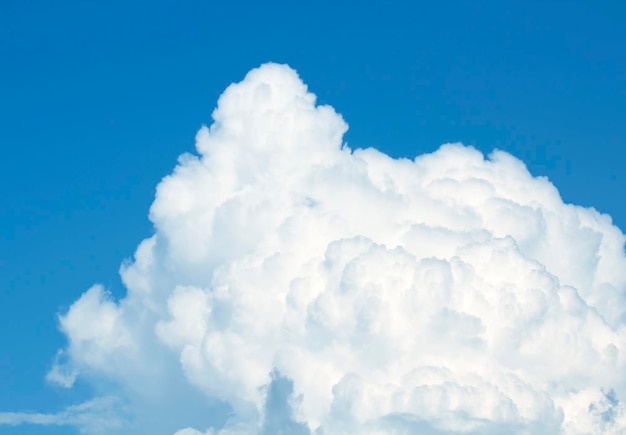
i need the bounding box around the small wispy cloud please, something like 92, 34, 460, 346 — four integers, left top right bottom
0, 396, 123, 434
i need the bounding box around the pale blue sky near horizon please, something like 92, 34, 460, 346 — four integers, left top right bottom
1, 1, 625, 433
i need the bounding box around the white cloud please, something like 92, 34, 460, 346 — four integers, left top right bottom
10, 62, 626, 433
0, 397, 123, 434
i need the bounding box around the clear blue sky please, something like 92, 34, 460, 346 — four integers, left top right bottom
1, 1, 624, 433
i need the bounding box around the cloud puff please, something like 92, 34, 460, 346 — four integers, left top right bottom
19, 63, 626, 433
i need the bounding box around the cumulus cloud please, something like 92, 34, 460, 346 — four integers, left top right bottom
9, 63, 626, 433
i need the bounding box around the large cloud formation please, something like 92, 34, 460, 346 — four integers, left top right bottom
43, 63, 626, 433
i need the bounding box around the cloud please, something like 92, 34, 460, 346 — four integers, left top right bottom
9, 63, 626, 433
0, 397, 123, 434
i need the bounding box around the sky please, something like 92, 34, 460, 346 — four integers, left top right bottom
1, 1, 625, 434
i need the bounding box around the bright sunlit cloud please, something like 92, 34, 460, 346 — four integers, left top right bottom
8, 63, 626, 434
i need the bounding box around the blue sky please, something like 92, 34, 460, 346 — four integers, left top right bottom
1, 1, 625, 434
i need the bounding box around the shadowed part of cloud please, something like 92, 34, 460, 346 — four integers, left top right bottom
261, 370, 310, 435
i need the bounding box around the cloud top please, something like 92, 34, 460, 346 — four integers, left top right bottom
35, 63, 626, 434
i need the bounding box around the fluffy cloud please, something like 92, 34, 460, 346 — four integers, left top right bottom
18, 63, 626, 433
